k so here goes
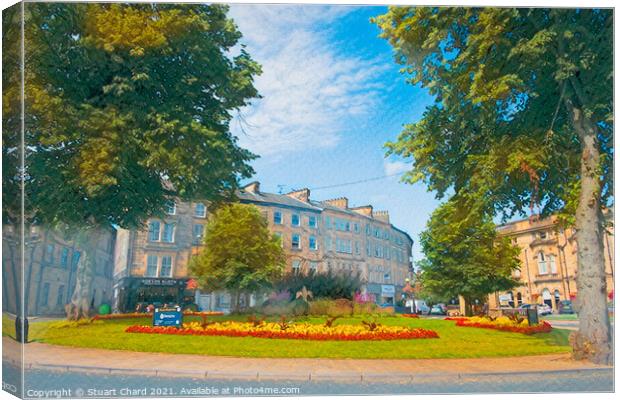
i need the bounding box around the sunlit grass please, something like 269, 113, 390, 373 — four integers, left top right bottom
14, 314, 572, 359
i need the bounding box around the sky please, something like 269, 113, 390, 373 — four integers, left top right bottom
227, 4, 440, 262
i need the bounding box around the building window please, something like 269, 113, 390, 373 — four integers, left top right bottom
165, 200, 176, 215
148, 221, 161, 241
537, 252, 547, 275
365, 224, 371, 236
308, 215, 317, 228
160, 256, 173, 277
310, 261, 318, 273
384, 273, 391, 283
46, 244, 55, 263
292, 214, 300, 226
309, 235, 318, 250
146, 255, 158, 277
60, 247, 69, 268
354, 223, 360, 233
274, 211, 282, 225
193, 224, 204, 244
539, 231, 547, 240
72, 251, 81, 270
366, 242, 371, 256
41, 283, 50, 306
292, 260, 301, 274
195, 203, 206, 218
292, 234, 301, 249
336, 238, 352, 254
549, 254, 557, 274
325, 216, 332, 229
56, 285, 65, 307
355, 241, 360, 255
162, 223, 175, 243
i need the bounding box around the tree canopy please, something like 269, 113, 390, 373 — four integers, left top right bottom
189, 203, 286, 303
375, 7, 612, 220
418, 198, 520, 313
374, 6, 613, 363
24, 2, 261, 229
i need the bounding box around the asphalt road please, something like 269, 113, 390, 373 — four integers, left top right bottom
1, 365, 613, 398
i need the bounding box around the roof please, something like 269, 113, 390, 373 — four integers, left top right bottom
237, 190, 322, 212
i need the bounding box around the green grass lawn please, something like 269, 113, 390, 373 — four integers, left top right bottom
7, 314, 572, 359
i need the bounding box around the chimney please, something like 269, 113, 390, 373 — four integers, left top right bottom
351, 205, 373, 217
373, 210, 390, 223
323, 197, 349, 209
286, 188, 310, 203
243, 181, 260, 194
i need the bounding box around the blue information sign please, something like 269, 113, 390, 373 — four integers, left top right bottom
153, 306, 182, 328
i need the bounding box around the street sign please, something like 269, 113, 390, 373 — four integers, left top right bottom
381, 285, 395, 296
153, 306, 182, 328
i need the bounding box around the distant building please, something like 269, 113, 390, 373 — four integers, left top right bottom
238, 183, 414, 305
112, 182, 414, 312
491, 214, 614, 311
2, 225, 115, 317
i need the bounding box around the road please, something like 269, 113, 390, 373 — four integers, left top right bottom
2, 364, 613, 398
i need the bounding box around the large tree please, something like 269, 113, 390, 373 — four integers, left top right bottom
19, 3, 261, 317
189, 203, 286, 312
418, 198, 520, 316
374, 7, 613, 363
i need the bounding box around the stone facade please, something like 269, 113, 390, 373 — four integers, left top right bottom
490, 214, 614, 311
112, 200, 208, 311
112, 182, 414, 311
238, 182, 413, 303
2, 225, 115, 317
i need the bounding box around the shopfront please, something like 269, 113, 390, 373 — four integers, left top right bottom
115, 277, 191, 313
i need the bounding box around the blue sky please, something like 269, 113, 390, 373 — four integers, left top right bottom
228, 4, 440, 261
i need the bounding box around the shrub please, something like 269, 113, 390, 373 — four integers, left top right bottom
274, 270, 363, 300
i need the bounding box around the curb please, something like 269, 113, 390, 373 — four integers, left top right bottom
5, 359, 613, 383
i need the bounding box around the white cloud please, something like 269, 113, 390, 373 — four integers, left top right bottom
228, 4, 390, 157
384, 159, 411, 176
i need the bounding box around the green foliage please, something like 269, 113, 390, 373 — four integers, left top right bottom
374, 7, 612, 221
418, 198, 521, 302
23, 3, 261, 230
189, 204, 286, 294
26, 315, 571, 359
274, 270, 363, 301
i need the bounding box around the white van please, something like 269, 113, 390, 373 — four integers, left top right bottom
414, 300, 430, 315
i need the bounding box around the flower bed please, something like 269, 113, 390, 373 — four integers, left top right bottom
447, 316, 552, 335
125, 321, 439, 341
93, 311, 224, 320
401, 314, 420, 318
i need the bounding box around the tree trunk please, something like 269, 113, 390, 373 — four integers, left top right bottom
66, 229, 97, 320
566, 100, 613, 365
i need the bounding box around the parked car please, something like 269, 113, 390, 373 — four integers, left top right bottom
414, 300, 430, 315
537, 304, 553, 315
518, 303, 551, 316
558, 300, 575, 314
430, 304, 447, 315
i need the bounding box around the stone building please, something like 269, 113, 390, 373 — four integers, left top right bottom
2, 225, 115, 317
238, 183, 414, 304
490, 214, 614, 311
112, 200, 208, 312
112, 182, 414, 312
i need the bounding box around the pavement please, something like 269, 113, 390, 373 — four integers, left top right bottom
1, 363, 614, 397
2, 337, 611, 382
